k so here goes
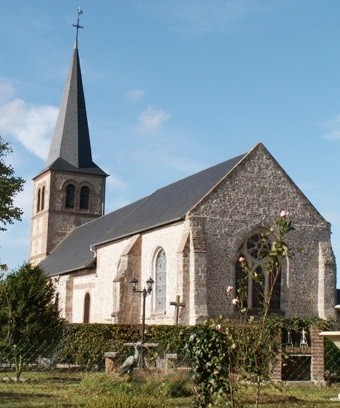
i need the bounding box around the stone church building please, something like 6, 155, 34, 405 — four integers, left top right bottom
29, 40, 337, 326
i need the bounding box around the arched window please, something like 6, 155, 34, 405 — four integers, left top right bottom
83, 293, 91, 323
36, 188, 41, 213
235, 233, 281, 312
65, 184, 75, 208
80, 186, 90, 210
155, 249, 166, 311
41, 186, 45, 211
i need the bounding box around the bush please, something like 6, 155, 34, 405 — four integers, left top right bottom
56, 323, 191, 368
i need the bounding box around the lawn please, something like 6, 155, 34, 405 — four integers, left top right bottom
2, 370, 340, 407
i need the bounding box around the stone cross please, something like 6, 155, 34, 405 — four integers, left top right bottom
170, 295, 186, 325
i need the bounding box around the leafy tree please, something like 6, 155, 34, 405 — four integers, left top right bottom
0, 135, 25, 271
0, 135, 25, 232
0, 263, 64, 380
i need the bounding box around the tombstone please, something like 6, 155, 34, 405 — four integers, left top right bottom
104, 351, 120, 373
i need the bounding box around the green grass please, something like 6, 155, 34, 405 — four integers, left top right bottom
2, 370, 340, 407
0, 370, 192, 407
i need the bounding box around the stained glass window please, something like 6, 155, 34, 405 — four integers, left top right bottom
155, 249, 166, 311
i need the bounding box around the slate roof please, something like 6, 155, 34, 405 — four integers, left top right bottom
40, 152, 246, 276
43, 44, 106, 177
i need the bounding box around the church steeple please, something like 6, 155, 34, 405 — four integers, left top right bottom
44, 9, 105, 176
29, 9, 107, 266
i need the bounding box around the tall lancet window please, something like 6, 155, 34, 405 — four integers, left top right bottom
155, 249, 167, 312
235, 233, 281, 312
80, 186, 90, 210
65, 184, 75, 208
83, 293, 91, 323
41, 186, 45, 211
37, 188, 41, 213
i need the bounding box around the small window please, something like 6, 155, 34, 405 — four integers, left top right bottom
80, 186, 90, 210
37, 188, 41, 213
41, 186, 45, 211
55, 293, 59, 312
65, 184, 75, 208
155, 249, 167, 311
83, 293, 90, 323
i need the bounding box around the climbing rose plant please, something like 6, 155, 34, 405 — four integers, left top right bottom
185, 211, 295, 408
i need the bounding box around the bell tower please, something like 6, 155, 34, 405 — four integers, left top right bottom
29, 10, 107, 265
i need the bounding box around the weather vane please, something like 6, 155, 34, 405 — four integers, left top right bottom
72, 7, 84, 44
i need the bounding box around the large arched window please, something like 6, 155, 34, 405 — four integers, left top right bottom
155, 249, 167, 312
80, 186, 90, 210
83, 293, 91, 323
65, 184, 75, 208
235, 233, 281, 312
41, 186, 45, 211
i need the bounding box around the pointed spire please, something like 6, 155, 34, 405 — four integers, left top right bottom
44, 10, 106, 176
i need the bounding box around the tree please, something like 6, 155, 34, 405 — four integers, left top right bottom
0, 135, 25, 271
0, 263, 64, 381
0, 135, 25, 232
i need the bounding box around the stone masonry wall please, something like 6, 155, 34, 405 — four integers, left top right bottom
190, 143, 336, 319
30, 169, 106, 265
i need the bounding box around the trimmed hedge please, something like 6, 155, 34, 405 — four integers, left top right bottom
48, 317, 331, 370
56, 323, 191, 369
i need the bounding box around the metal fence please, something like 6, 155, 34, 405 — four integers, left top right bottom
2, 335, 340, 407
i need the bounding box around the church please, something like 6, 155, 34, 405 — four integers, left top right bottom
29, 37, 337, 326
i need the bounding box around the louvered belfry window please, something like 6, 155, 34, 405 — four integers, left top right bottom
80, 186, 90, 210
65, 184, 75, 208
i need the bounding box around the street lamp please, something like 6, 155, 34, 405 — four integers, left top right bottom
130, 277, 154, 368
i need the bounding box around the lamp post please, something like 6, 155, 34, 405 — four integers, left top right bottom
130, 277, 154, 368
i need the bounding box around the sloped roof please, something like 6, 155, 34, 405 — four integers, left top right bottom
40, 152, 245, 276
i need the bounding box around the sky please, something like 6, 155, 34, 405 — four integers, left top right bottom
0, 0, 339, 283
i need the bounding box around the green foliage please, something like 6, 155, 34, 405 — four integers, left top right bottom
184, 212, 299, 407
0, 135, 25, 233
325, 338, 340, 380
79, 371, 193, 406
57, 324, 191, 368
0, 263, 64, 380
58, 324, 139, 368
60, 324, 141, 367
185, 321, 230, 407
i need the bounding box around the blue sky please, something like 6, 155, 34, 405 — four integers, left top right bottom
0, 0, 339, 282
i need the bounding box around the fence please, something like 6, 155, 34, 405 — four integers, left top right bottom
2, 328, 340, 407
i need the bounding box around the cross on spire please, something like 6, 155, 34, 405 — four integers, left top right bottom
72, 7, 84, 47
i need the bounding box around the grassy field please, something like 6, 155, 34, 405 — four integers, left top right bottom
2, 370, 340, 407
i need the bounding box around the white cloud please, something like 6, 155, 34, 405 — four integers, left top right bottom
0, 78, 16, 104
131, 145, 205, 175
137, 105, 170, 133
0, 85, 58, 159
106, 173, 128, 190
125, 89, 145, 103
145, 0, 281, 35
321, 114, 340, 140
14, 183, 34, 222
